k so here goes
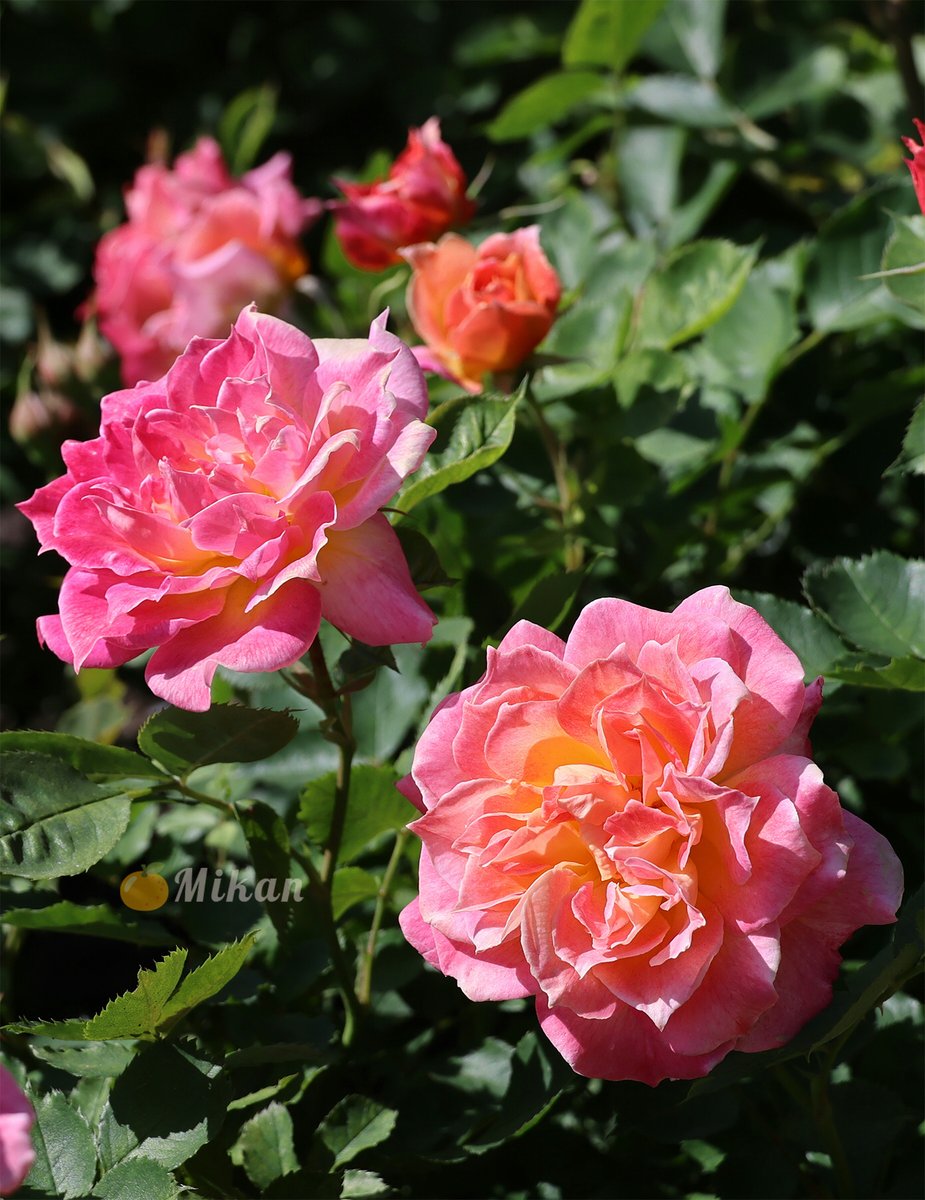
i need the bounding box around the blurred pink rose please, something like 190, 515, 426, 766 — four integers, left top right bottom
0, 1066, 34, 1196
94, 137, 321, 384
403, 226, 561, 393
400, 588, 903, 1085
331, 117, 476, 272
902, 118, 925, 214
19, 308, 437, 711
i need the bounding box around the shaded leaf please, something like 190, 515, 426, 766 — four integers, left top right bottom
93, 1157, 178, 1200
300, 766, 415, 864
880, 215, 925, 315
137, 704, 298, 778
229, 1102, 299, 1191
0, 732, 168, 782
332, 866, 379, 920
96, 1043, 229, 1173
25, 1090, 97, 1200
733, 591, 849, 682
1, 900, 174, 946
29, 1039, 137, 1080
159, 933, 257, 1028
0, 753, 133, 879
396, 389, 522, 513
320, 1096, 397, 1169
886, 400, 925, 477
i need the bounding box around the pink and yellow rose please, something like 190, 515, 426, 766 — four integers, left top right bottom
403, 226, 561, 393
331, 117, 476, 272
93, 137, 320, 385
400, 589, 903, 1085
19, 308, 437, 711
0, 1066, 34, 1196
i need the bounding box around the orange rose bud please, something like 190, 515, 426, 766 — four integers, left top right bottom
403, 226, 561, 394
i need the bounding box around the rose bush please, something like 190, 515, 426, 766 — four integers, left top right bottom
93, 137, 320, 384
403, 225, 561, 393
331, 117, 475, 271
0, 1066, 34, 1197
19, 307, 436, 710
400, 588, 904, 1085
902, 118, 925, 213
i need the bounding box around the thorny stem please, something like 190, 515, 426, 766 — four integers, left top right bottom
356, 828, 409, 1006
526, 391, 584, 572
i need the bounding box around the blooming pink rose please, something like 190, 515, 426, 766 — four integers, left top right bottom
403, 226, 561, 394
0, 1066, 34, 1196
19, 308, 437, 711
399, 588, 903, 1085
94, 137, 321, 385
331, 117, 476, 272
902, 118, 925, 214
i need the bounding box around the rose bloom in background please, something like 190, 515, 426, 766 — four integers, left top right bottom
400, 589, 903, 1085
331, 117, 476, 272
902, 119, 925, 213
93, 137, 320, 385
0, 1065, 34, 1196
19, 307, 436, 711
403, 225, 561, 393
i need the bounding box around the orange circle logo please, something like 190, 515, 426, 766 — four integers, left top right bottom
120, 868, 169, 911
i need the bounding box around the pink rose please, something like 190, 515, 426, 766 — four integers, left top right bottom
403, 226, 561, 394
19, 308, 437, 711
0, 1066, 34, 1196
331, 117, 476, 272
94, 137, 321, 385
902, 118, 925, 214
399, 588, 903, 1085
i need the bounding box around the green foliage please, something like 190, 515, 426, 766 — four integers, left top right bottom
2, 2, 922, 1199
319, 1096, 398, 1168
137, 704, 299, 778
0, 753, 135, 879
396, 387, 523, 512
299, 766, 415, 863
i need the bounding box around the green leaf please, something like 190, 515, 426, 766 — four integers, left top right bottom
229, 1102, 299, 1191
393, 526, 456, 591
219, 84, 277, 175
886, 400, 925, 477
805, 184, 914, 333
331, 866, 379, 920
698, 268, 799, 401
1, 900, 173, 946
618, 125, 686, 236
83, 948, 188, 1040
486, 71, 611, 142
93, 1157, 178, 1200
881, 215, 925, 315
137, 704, 298, 778
0, 753, 133, 879
563, 0, 666, 72
319, 1095, 397, 1169
803, 552, 925, 660
732, 591, 849, 683
96, 1043, 229, 1173
300, 766, 415, 864
643, 0, 727, 79
396, 388, 522, 513
635, 239, 757, 349
25, 1090, 98, 1200
159, 932, 257, 1028
29, 1039, 137, 1079
826, 655, 925, 692
0, 732, 168, 782
739, 44, 847, 119
629, 75, 736, 128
